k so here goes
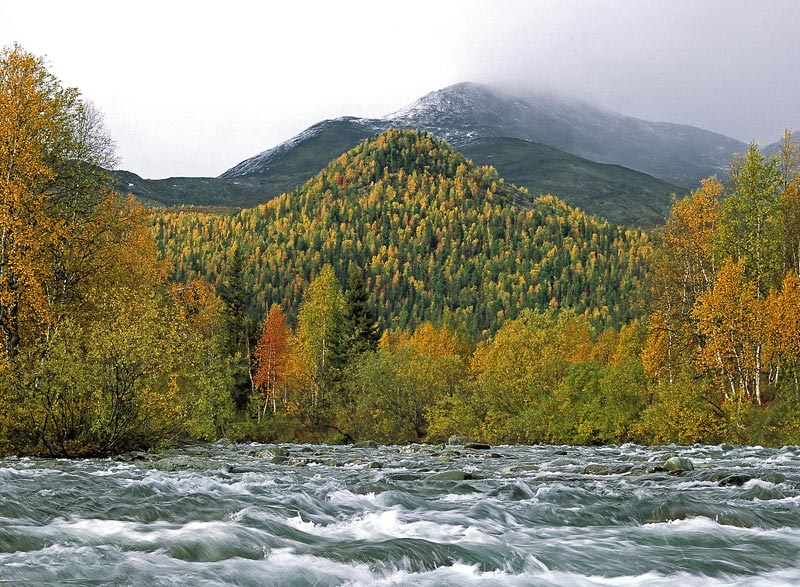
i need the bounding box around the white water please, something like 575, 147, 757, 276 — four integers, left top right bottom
1, 443, 799, 586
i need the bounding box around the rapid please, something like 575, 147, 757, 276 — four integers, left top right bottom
1, 442, 799, 586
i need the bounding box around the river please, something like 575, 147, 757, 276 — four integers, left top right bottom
1, 442, 799, 586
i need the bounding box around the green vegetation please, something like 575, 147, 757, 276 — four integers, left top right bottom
154, 129, 652, 336
116, 117, 684, 227
460, 137, 682, 227
2, 45, 799, 455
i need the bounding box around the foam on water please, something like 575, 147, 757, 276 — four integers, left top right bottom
2, 443, 799, 585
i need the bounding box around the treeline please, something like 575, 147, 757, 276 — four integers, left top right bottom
642, 136, 800, 443
154, 129, 652, 335
240, 262, 650, 445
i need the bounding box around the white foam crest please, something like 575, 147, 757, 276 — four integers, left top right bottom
88, 462, 137, 477
346, 565, 800, 587
673, 480, 717, 490
229, 471, 278, 492
442, 492, 483, 503
744, 478, 778, 491
641, 515, 800, 544
285, 509, 500, 546
327, 489, 380, 508
137, 469, 250, 497
38, 516, 253, 548
0, 464, 61, 479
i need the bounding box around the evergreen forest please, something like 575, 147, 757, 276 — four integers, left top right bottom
2, 45, 800, 456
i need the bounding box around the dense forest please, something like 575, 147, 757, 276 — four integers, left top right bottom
154, 129, 651, 335
1, 45, 799, 456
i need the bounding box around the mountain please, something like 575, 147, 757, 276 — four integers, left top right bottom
385, 83, 746, 187
222, 83, 745, 190
154, 129, 652, 335
458, 137, 679, 226
111, 170, 275, 208
126, 82, 751, 224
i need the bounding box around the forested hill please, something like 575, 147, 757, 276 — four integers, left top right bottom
154, 129, 652, 334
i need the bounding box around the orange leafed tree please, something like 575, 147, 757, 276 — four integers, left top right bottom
253, 303, 290, 418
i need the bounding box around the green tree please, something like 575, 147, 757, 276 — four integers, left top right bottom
220, 247, 253, 409
721, 144, 783, 298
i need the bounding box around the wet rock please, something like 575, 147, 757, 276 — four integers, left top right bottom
256, 447, 289, 459
763, 472, 786, 484
353, 440, 379, 449
398, 444, 433, 454
426, 470, 473, 481
500, 465, 538, 473
152, 456, 227, 472
719, 474, 752, 486
388, 472, 421, 481
448, 435, 471, 446
583, 464, 633, 475
116, 450, 156, 462
464, 442, 491, 450
663, 456, 694, 473
366, 461, 383, 469
228, 465, 262, 474
436, 449, 462, 461
270, 456, 290, 465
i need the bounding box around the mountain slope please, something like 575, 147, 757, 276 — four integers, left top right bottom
112, 170, 274, 208
123, 82, 732, 225
385, 82, 746, 187
154, 129, 652, 334
459, 137, 679, 226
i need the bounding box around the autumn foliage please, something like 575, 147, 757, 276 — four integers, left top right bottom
3, 44, 800, 453
0, 45, 234, 456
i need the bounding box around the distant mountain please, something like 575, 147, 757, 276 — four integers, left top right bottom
384, 83, 746, 187
119, 82, 752, 224
155, 129, 652, 334
112, 170, 274, 208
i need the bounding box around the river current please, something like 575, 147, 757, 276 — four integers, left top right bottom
1, 442, 799, 586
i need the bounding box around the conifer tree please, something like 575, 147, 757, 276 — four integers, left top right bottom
329, 267, 379, 373
220, 247, 253, 409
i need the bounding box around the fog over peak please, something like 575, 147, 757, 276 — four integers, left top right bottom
2, 0, 796, 177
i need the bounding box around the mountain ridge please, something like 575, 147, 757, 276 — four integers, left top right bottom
120, 82, 756, 225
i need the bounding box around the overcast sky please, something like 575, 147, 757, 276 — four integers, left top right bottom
2, 0, 798, 179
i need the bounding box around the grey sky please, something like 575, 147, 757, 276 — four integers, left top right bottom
1, 0, 797, 179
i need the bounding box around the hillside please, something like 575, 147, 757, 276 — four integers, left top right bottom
127, 119, 683, 226
153, 130, 652, 334
112, 170, 274, 208
386, 83, 746, 187
120, 82, 744, 226
459, 137, 679, 226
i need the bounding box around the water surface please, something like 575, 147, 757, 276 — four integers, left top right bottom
1, 442, 799, 586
